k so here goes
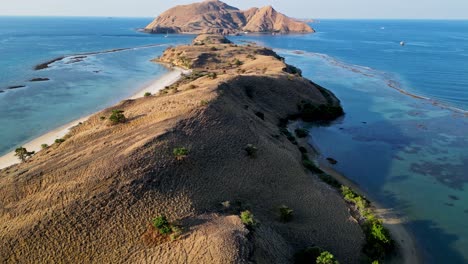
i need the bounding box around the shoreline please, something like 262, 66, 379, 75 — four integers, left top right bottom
318, 165, 422, 264
280, 48, 467, 115
0, 66, 188, 170
289, 121, 422, 263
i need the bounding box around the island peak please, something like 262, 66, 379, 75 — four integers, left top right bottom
144, 0, 314, 34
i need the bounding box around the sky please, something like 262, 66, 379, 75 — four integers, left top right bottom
0, 0, 467, 19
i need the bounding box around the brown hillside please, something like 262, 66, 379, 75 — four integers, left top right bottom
144, 0, 314, 34
0, 34, 362, 263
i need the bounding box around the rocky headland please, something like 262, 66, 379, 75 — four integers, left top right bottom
144, 0, 314, 35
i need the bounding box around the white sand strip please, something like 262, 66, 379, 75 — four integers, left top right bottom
0, 67, 189, 170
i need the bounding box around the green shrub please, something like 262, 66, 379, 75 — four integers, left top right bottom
152, 215, 180, 237
55, 138, 65, 144
233, 58, 243, 66
144, 92, 152, 97
14, 147, 34, 162
299, 146, 308, 154
318, 174, 341, 188
295, 128, 309, 138
245, 144, 258, 157
170, 226, 183, 241
340, 186, 394, 260
41, 144, 49, 150
109, 110, 126, 125
240, 210, 256, 227
302, 159, 323, 174
362, 218, 395, 260
255, 111, 265, 120
200, 100, 209, 106
208, 72, 217, 79
279, 205, 294, 222
316, 251, 339, 264
173, 147, 189, 160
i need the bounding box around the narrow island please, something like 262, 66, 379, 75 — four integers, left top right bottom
0, 34, 413, 263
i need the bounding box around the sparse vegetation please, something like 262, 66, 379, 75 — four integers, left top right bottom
240, 210, 256, 227
100, 116, 106, 120
245, 144, 258, 157
299, 146, 308, 154
208, 72, 217, 79
233, 58, 243, 66
316, 251, 339, 264
151, 215, 181, 239
152, 215, 172, 235
255, 111, 265, 120
41, 144, 49, 150
280, 128, 298, 145
109, 110, 126, 125
279, 205, 294, 222
295, 128, 309, 138
173, 147, 189, 160
246, 54, 256, 60
144, 92, 152, 97
55, 138, 65, 144
14, 147, 35, 162
341, 186, 395, 261
200, 100, 209, 106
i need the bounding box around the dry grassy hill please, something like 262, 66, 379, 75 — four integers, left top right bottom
0, 34, 364, 263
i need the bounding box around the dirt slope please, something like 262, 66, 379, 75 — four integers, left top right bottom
0, 34, 362, 263
144, 0, 314, 34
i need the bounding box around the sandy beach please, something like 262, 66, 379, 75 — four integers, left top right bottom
0, 66, 188, 170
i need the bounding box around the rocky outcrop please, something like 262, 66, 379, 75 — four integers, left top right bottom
144, 0, 314, 34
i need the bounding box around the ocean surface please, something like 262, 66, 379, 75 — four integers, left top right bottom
233, 20, 468, 263
0, 17, 193, 155
1, 18, 467, 263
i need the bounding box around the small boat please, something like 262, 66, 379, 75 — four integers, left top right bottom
400, 41, 405, 46
164, 31, 169, 38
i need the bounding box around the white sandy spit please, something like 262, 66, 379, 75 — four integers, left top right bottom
0, 67, 189, 170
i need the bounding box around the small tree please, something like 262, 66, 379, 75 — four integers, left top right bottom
245, 144, 258, 157
109, 110, 126, 125
173, 147, 189, 160
14, 147, 34, 162
240, 210, 256, 227
279, 205, 294, 222
295, 128, 309, 138
316, 251, 339, 264
152, 215, 172, 235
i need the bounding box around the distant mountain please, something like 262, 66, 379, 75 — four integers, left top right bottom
144, 0, 314, 34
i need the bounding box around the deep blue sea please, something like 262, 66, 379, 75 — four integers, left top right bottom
1, 17, 467, 263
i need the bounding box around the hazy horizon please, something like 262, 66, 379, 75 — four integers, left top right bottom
1, 0, 467, 19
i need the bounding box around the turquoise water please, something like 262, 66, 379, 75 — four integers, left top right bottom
0, 17, 192, 155
233, 20, 468, 263
1, 18, 468, 263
